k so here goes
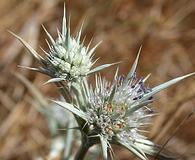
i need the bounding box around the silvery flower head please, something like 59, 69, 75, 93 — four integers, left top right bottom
43, 9, 99, 82
85, 69, 156, 159
10, 8, 116, 84
55, 49, 195, 160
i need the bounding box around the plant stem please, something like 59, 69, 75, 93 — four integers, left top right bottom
56, 82, 72, 103
75, 136, 92, 160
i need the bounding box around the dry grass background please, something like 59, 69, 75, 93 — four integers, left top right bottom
0, 0, 195, 159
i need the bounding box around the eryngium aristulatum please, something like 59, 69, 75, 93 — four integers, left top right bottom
10, 8, 116, 83
54, 51, 195, 160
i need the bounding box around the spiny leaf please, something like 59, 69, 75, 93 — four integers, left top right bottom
133, 139, 160, 156
62, 3, 67, 37
139, 113, 159, 120
40, 46, 49, 56
91, 57, 100, 67
18, 65, 48, 75
124, 46, 142, 83
88, 41, 102, 57
143, 73, 151, 82
117, 139, 148, 160
65, 15, 71, 49
76, 21, 84, 43
43, 77, 65, 85
134, 139, 157, 154
114, 67, 119, 81
9, 31, 44, 62
64, 114, 75, 159
52, 100, 88, 121
134, 140, 176, 160
18, 65, 40, 72
42, 25, 55, 45
86, 38, 93, 52
88, 62, 121, 75
100, 135, 108, 160
126, 100, 153, 115
141, 72, 195, 102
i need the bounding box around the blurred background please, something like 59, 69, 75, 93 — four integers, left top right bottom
0, 0, 195, 159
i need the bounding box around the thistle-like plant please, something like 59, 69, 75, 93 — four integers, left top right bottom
54, 50, 194, 160
12, 6, 194, 160
10, 7, 115, 84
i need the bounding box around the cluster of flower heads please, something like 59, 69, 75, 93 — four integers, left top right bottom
13, 6, 195, 160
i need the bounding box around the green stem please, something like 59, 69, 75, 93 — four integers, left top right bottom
56, 82, 72, 103
75, 136, 93, 160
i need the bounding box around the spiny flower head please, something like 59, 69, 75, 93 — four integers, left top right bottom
11, 8, 116, 84
44, 9, 99, 82
87, 73, 152, 141
84, 58, 194, 159
54, 49, 195, 160
85, 50, 153, 146
85, 71, 156, 159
